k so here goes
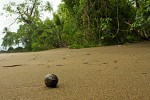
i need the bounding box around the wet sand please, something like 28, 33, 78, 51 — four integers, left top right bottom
0, 42, 150, 100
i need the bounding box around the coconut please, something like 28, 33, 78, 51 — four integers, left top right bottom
44, 74, 58, 88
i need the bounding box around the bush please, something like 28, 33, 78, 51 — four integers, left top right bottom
69, 44, 82, 49
14, 47, 24, 52
7, 47, 14, 52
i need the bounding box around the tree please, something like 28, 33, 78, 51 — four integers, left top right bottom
132, 0, 150, 40
2, 0, 53, 50
61, 0, 136, 45
2, 27, 19, 48
2, 0, 149, 51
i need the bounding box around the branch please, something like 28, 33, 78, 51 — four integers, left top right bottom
9, 17, 19, 26
17, 7, 32, 24
116, 1, 119, 35
3, 64, 22, 67
124, 21, 132, 27
30, 0, 37, 16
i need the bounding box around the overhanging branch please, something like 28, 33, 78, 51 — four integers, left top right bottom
9, 17, 19, 26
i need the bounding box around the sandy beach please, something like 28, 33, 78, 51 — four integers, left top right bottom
0, 42, 150, 100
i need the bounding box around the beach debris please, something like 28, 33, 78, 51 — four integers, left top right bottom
3, 64, 22, 67
102, 62, 108, 64
114, 61, 117, 63
141, 73, 147, 74
83, 62, 89, 64
44, 74, 58, 88
56, 64, 63, 67
86, 53, 90, 55
47, 66, 50, 68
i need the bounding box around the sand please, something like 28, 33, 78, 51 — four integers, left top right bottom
0, 42, 150, 100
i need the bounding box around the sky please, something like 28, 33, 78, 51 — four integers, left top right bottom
0, 0, 61, 50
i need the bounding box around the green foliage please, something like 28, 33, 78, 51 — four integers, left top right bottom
2, 28, 19, 48
126, 34, 140, 42
132, 1, 150, 39
2, 0, 55, 51
69, 44, 83, 49
44, 1, 53, 11
7, 47, 24, 52
14, 47, 24, 52
1, 0, 150, 52
7, 47, 14, 52
61, 0, 137, 45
